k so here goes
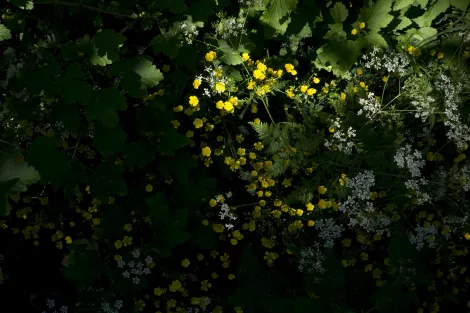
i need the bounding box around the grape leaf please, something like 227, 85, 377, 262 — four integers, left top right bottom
0, 153, 40, 192
413, 0, 451, 28
27, 136, 71, 185
155, 128, 190, 156
86, 87, 127, 128
218, 40, 243, 65
0, 24, 12, 41
360, 0, 394, 33
260, 0, 298, 36
450, 0, 469, 11
330, 2, 348, 24
10, 0, 33, 10
90, 29, 126, 66
93, 124, 127, 156
393, 0, 414, 10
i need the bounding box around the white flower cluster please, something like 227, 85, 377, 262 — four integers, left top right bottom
180, 22, 202, 45
435, 74, 470, 149
238, 0, 264, 6
117, 250, 152, 284
195, 62, 229, 98
358, 92, 381, 120
410, 95, 436, 122
315, 218, 345, 248
42, 299, 68, 313
340, 171, 392, 235
101, 300, 123, 313
394, 144, 425, 178
409, 224, 438, 250
298, 244, 326, 279
404, 178, 431, 205
362, 47, 410, 75
324, 118, 356, 155
455, 163, 470, 191
187, 297, 211, 312
215, 15, 247, 39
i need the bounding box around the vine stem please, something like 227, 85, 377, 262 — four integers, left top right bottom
0, 139, 28, 152
36, 1, 135, 18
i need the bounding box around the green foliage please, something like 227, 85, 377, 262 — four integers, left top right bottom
260, 0, 298, 37
0, 24, 11, 41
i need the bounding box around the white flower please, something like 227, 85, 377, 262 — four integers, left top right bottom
122, 271, 130, 278
46, 299, 55, 309
410, 224, 438, 250
315, 218, 344, 248
60, 306, 68, 313
132, 249, 140, 258
117, 260, 125, 268
358, 92, 381, 120
132, 276, 140, 285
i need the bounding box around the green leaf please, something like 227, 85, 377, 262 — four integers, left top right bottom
413, 0, 451, 28
9, 0, 33, 9
393, 0, 414, 10
86, 87, 127, 128
60, 79, 93, 105
90, 29, 126, 66
0, 179, 18, 216
260, 0, 298, 36
112, 56, 163, 97
362, 32, 388, 48
450, 0, 469, 11
360, 0, 394, 33
416, 0, 429, 8
61, 240, 101, 288
152, 35, 180, 58
218, 40, 243, 65
155, 128, 190, 156
0, 154, 40, 192
330, 2, 348, 24
415, 26, 438, 41
395, 16, 413, 31
93, 124, 127, 156
0, 24, 12, 41
314, 40, 360, 79
27, 136, 71, 185
146, 193, 169, 222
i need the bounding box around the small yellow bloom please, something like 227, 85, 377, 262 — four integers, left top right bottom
307, 88, 316, 96
223, 101, 234, 113
189, 95, 199, 107
124, 223, 132, 231
202, 146, 211, 157
115, 240, 123, 249
305, 203, 314, 211
213, 224, 225, 233
313, 77, 320, 84
215, 82, 225, 92
114, 255, 122, 261
284, 63, 294, 73
351, 28, 357, 35
193, 79, 201, 89
437, 51, 444, 59
205, 51, 217, 62
342, 238, 351, 247
242, 52, 250, 61
163, 64, 171, 72
209, 199, 217, 207
65, 236, 72, 244
356, 68, 363, 75
181, 258, 190, 267
307, 220, 315, 227
359, 22, 365, 29
254, 118, 261, 125
300, 85, 308, 93
174, 105, 183, 112
464, 233, 470, 240
359, 81, 365, 88
193, 118, 203, 129
318, 186, 327, 194
145, 184, 153, 192
290, 69, 297, 76
286, 88, 295, 99
228, 274, 235, 280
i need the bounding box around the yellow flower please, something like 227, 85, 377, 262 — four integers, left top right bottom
181, 258, 190, 267
254, 118, 261, 125
230, 238, 238, 245
342, 238, 351, 247
284, 63, 294, 73
247, 80, 255, 90
115, 240, 123, 249
169, 280, 182, 292
146, 184, 153, 192
202, 219, 209, 225
215, 82, 225, 92
202, 146, 211, 157
65, 236, 72, 244
307, 220, 315, 227
122, 236, 132, 246
437, 51, 444, 59
290, 70, 297, 75
253, 69, 265, 80
286, 88, 295, 99
193, 118, 203, 128
313, 77, 320, 84
305, 203, 314, 211
213, 224, 225, 233
359, 81, 365, 88
322, 87, 329, 93
318, 186, 327, 194
223, 101, 234, 113
205, 51, 217, 62
228, 273, 235, 280
307, 88, 316, 96
356, 68, 363, 75
201, 280, 212, 291
257, 62, 267, 72
464, 233, 470, 240
351, 28, 357, 35
329, 127, 335, 133
154, 287, 165, 296
242, 52, 250, 61
359, 22, 366, 29
114, 255, 122, 261
124, 223, 132, 231
340, 92, 346, 100
300, 85, 308, 93
215, 100, 224, 110
174, 105, 183, 112
163, 64, 171, 72
193, 79, 201, 89
189, 95, 199, 107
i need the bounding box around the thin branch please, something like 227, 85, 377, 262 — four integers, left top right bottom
36, 1, 135, 19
